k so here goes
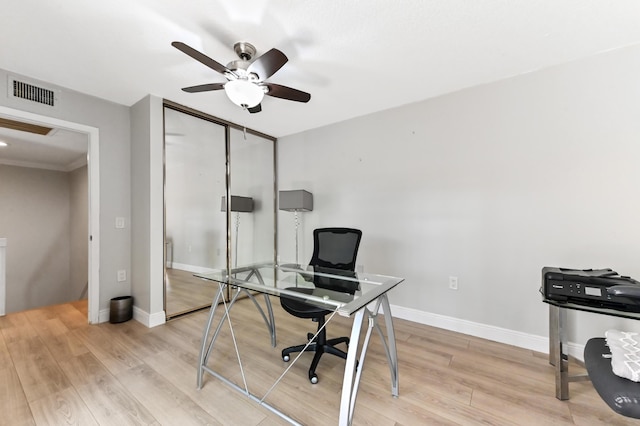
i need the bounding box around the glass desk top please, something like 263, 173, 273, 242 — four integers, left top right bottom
194, 262, 404, 317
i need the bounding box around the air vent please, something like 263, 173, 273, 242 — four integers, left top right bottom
9, 78, 56, 106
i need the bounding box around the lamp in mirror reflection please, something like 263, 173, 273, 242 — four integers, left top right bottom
279, 190, 313, 266
221, 195, 254, 268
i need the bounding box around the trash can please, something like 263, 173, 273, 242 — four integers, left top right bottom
110, 295, 133, 323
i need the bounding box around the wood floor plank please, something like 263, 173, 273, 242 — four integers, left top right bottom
29, 387, 98, 426
0, 329, 12, 370
7, 336, 71, 403
73, 326, 143, 375
53, 303, 90, 331
116, 363, 221, 426
40, 331, 90, 363
0, 366, 35, 426
76, 372, 160, 425
144, 349, 271, 425
97, 320, 172, 360
1, 312, 39, 344
33, 318, 70, 339
57, 351, 114, 389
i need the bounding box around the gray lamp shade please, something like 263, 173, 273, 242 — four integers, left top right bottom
279, 190, 313, 212
220, 195, 254, 213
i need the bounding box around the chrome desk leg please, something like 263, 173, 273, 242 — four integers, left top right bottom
378, 294, 399, 396
552, 305, 570, 400
339, 309, 366, 426
549, 304, 558, 366
338, 296, 400, 426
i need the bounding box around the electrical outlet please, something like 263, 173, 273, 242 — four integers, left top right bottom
117, 269, 127, 282
115, 217, 125, 229
449, 276, 458, 290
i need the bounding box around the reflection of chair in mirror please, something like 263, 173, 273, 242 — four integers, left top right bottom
280, 227, 362, 383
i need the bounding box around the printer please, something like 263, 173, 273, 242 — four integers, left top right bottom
542, 267, 640, 312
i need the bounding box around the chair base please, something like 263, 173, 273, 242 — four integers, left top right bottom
282, 334, 349, 383
584, 337, 640, 418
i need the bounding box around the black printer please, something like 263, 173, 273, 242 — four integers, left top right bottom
541, 267, 640, 312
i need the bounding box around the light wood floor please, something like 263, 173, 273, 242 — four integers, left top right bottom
0, 299, 635, 425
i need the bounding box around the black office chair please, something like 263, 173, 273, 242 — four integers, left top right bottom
583, 286, 640, 418
280, 227, 362, 383
584, 337, 640, 418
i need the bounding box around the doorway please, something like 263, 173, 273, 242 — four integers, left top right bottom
0, 106, 100, 323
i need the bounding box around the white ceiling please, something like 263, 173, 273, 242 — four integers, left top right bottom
0, 124, 87, 172
2, 0, 640, 163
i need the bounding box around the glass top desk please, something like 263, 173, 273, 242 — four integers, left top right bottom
195, 262, 404, 426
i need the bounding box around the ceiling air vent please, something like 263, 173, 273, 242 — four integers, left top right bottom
9, 78, 56, 106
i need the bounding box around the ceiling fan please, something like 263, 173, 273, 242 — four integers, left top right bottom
172, 41, 311, 114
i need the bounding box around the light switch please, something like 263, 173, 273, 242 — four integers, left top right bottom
115, 217, 125, 229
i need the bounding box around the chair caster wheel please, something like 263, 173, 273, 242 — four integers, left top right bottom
310, 374, 318, 384
283, 355, 290, 362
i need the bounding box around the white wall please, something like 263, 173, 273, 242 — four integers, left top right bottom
0, 238, 5, 315
0, 165, 84, 312
70, 165, 88, 299
0, 68, 131, 319
277, 44, 640, 353
130, 95, 165, 326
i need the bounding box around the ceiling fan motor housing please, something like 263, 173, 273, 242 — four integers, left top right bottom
234, 42, 256, 61
226, 60, 257, 80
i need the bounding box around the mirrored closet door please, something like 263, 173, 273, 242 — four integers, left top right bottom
228, 127, 275, 269
163, 102, 276, 319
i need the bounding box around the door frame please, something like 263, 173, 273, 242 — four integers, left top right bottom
0, 106, 100, 323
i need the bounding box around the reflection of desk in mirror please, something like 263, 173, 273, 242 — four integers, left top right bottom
195, 262, 404, 426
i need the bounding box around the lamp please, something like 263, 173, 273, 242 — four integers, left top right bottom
279, 190, 313, 266
224, 80, 265, 108
221, 195, 254, 268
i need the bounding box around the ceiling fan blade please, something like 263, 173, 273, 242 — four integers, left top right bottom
263, 83, 311, 103
181, 83, 226, 93
248, 104, 262, 114
172, 41, 234, 76
247, 48, 288, 80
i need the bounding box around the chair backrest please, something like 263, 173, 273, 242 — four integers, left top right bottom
309, 228, 362, 295
310, 228, 362, 271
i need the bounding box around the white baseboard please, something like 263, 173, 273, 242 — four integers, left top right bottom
98, 308, 110, 323
390, 304, 586, 362
99, 306, 165, 328
133, 305, 166, 328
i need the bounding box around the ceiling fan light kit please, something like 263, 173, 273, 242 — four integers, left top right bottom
172, 40, 311, 113
224, 79, 264, 108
